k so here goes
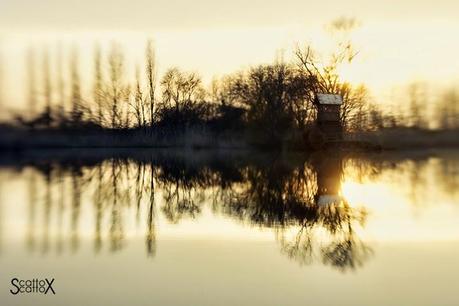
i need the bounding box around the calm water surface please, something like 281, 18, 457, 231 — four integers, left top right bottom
0, 149, 458, 306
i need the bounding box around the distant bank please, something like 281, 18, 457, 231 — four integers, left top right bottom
0, 124, 458, 151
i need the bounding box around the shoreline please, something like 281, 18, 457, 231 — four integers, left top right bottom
1, 125, 459, 151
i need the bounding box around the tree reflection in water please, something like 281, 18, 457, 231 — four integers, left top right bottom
7, 150, 452, 271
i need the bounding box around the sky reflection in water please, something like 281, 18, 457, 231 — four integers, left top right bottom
0, 149, 458, 306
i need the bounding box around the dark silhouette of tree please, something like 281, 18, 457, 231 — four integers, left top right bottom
0, 42, 4, 112
436, 87, 459, 130
70, 47, 83, 123
26, 47, 38, 118
228, 62, 314, 142
129, 65, 146, 127
56, 42, 66, 120
107, 43, 129, 129
408, 82, 428, 129
42, 48, 52, 127
209, 77, 233, 106
339, 84, 369, 130
146, 40, 157, 126
93, 44, 104, 126
158, 67, 207, 127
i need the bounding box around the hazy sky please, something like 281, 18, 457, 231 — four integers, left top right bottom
1, 0, 459, 110
2, 0, 459, 30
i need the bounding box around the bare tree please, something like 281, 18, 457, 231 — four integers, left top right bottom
339, 83, 369, 130
145, 40, 157, 126
107, 43, 129, 129
42, 47, 52, 126
69, 47, 82, 123
436, 87, 459, 130
56, 42, 65, 120
295, 17, 369, 129
129, 65, 146, 127
295, 39, 357, 94
408, 82, 428, 129
209, 75, 239, 107
0, 41, 4, 112
93, 44, 104, 126
26, 46, 37, 118
159, 67, 206, 115
227, 62, 314, 137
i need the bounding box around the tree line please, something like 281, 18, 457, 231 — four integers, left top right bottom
21, 41, 375, 139
17, 26, 459, 147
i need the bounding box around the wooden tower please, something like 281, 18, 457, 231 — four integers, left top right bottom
314, 93, 343, 142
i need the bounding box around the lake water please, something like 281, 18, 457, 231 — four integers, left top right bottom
0, 149, 458, 306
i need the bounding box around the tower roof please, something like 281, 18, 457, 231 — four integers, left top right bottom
315, 94, 343, 105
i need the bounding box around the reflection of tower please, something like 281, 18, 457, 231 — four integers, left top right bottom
311, 153, 373, 271
313, 153, 343, 206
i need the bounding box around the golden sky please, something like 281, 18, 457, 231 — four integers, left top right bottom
1, 0, 459, 110
2, 0, 459, 30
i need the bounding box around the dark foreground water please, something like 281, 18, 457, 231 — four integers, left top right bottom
0, 149, 458, 306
